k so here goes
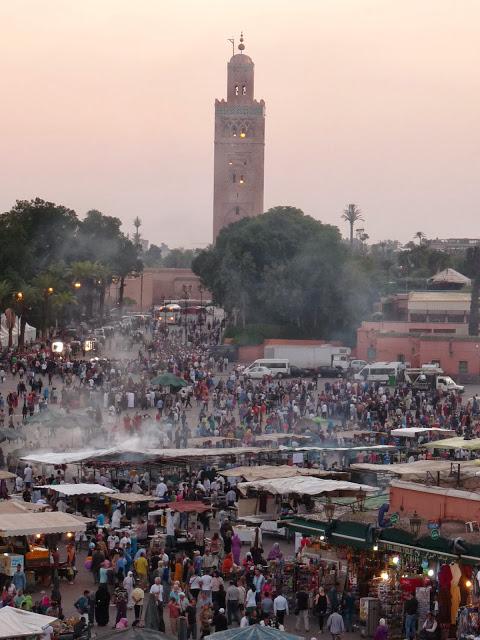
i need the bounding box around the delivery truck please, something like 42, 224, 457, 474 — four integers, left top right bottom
263, 343, 351, 369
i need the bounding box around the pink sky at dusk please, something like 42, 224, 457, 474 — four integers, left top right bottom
1, 0, 479, 248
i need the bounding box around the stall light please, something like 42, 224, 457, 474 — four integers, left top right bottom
36, 534, 41, 539
320, 535, 325, 541
373, 544, 379, 551
427, 569, 434, 577
466, 580, 472, 589
381, 571, 389, 581
3, 553, 8, 557
66, 532, 73, 539
392, 556, 400, 565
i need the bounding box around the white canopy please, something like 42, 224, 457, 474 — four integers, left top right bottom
35, 483, 116, 496
0, 511, 86, 536
219, 465, 345, 481
391, 427, 456, 438
22, 448, 118, 465
144, 446, 273, 459
238, 476, 377, 497
0, 608, 57, 638
283, 445, 396, 452
0, 314, 36, 348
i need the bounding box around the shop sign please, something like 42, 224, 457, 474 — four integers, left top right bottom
390, 512, 399, 524
430, 528, 440, 540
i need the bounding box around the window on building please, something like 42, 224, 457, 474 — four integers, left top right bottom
239, 175, 245, 184
410, 314, 427, 322
232, 173, 236, 183
397, 354, 405, 363
428, 313, 447, 323
240, 128, 246, 138
431, 359, 441, 367
235, 85, 239, 95
459, 361, 469, 374
232, 126, 237, 137
447, 314, 465, 323
235, 206, 240, 215
242, 85, 247, 95
433, 328, 455, 334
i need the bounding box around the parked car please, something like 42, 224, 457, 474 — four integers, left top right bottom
289, 365, 316, 378
244, 365, 272, 379
317, 366, 345, 378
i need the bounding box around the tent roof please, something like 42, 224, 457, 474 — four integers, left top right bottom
0, 500, 48, 514
0, 511, 87, 536
218, 465, 346, 481
35, 483, 116, 496
238, 476, 377, 497
148, 501, 212, 515
113, 493, 156, 504
21, 448, 118, 464
0, 470, 16, 480
284, 445, 396, 452
391, 427, 456, 437
0, 607, 57, 639
425, 436, 480, 450
188, 437, 240, 446
254, 434, 311, 442
351, 460, 479, 476
145, 446, 274, 459
206, 625, 303, 640
428, 268, 471, 285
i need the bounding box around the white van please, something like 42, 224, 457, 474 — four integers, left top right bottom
354, 361, 405, 383
243, 359, 290, 378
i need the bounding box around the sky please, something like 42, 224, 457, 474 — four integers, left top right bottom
1, 0, 479, 248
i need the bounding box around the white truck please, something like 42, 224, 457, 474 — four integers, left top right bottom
263, 343, 351, 369
403, 367, 465, 393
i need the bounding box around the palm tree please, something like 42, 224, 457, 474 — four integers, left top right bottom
342, 204, 363, 246
414, 231, 426, 245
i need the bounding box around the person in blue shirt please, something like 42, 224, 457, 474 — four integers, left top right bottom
12, 564, 26, 591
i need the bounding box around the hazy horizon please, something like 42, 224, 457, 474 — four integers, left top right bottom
1, 0, 479, 248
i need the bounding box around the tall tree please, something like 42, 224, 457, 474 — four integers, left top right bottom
341, 204, 363, 246
414, 231, 426, 245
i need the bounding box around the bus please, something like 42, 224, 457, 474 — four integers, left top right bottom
154, 304, 182, 325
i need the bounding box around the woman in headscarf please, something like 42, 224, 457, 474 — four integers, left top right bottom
231, 532, 242, 565
95, 584, 110, 627
221, 552, 234, 576
374, 618, 388, 640
267, 542, 283, 562
123, 571, 134, 608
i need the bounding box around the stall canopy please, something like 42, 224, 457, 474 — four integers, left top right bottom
219, 465, 347, 482
34, 483, 117, 497
0, 608, 57, 639
148, 501, 212, 516
145, 446, 274, 459
0, 500, 48, 514
113, 493, 156, 504
283, 445, 396, 452
238, 476, 377, 497
21, 448, 119, 465
425, 437, 480, 450
350, 460, 479, 478
0, 511, 86, 536
206, 625, 302, 640
0, 470, 16, 480
390, 427, 456, 438
188, 437, 240, 446
253, 434, 311, 442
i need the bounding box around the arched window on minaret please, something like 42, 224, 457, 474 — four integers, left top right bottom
232, 126, 237, 137
235, 85, 239, 96
232, 173, 236, 183
242, 85, 247, 95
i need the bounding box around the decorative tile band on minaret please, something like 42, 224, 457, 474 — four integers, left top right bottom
213, 33, 265, 241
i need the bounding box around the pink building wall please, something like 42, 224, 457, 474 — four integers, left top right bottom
357, 323, 480, 377
390, 485, 480, 522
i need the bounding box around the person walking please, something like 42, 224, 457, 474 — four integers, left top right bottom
326, 608, 345, 640
273, 590, 289, 625
94, 584, 110, 627
226, 580, 240, 625
315, 586, 329, 632
404, 592, 419, 640
295, 587, 310, 632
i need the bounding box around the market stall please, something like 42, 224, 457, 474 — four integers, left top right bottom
0, 511, 86, 589
0, 607, 57, 639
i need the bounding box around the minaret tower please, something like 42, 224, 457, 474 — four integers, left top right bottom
213, 33, 265, 241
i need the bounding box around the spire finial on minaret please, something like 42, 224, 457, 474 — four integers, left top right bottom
238, 32, 245, 53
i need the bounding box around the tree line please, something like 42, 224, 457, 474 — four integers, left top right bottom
193, 206, 480, 343
0, 199, 142, 346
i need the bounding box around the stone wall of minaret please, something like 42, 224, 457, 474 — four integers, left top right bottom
213, 38, 265, 241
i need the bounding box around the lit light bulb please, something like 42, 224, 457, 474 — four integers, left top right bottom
381, 572, 389, 581
428, 569, 434, 577
466, 580, 472, 588
373, 544, 379, 551
320, 535, 325, 541
392, 556, 400, 565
